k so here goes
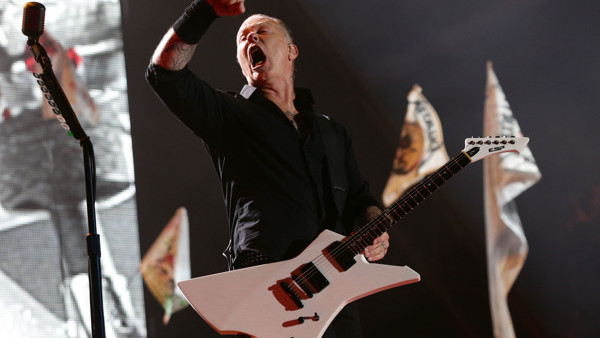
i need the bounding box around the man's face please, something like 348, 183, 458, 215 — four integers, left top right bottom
236, 16, 297, 87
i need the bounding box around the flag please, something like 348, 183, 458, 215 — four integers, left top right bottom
140, 207, 191, 324
484, 62, 541, 338
382, 85, 449, 207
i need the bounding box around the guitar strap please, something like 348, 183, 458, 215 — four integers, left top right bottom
314, 114, 349, 232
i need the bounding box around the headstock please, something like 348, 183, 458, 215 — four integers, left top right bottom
463, 136, 529, 163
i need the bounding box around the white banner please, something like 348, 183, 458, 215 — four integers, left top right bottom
382, 85, 449, 207
484, 61, 541, 338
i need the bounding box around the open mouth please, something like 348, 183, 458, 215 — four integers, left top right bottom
249, 46, 266, 68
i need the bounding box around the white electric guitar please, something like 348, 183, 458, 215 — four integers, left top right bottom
178, 137, 529, 337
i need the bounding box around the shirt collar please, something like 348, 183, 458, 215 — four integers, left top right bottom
239, 84, 257, 99
239, 85, 315, 111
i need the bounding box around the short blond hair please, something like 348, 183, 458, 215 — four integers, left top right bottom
238, 14, 294, 44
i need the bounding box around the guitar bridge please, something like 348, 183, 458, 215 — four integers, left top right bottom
279, 280, 304, 309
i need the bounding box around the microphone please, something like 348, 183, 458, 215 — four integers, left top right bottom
22, 2, 46, 42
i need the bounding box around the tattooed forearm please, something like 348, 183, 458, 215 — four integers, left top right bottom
151, 28, 198, 71
161, 40, 197, 70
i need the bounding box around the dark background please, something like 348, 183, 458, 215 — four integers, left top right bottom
121, 0, 600, 336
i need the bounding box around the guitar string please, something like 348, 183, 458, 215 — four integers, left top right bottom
294, 152, 470, 287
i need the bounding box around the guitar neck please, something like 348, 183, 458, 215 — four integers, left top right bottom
346, 150, 473, 254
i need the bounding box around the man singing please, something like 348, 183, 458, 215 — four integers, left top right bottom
146, 0, 389, 336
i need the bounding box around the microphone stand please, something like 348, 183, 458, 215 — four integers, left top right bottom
27, 38, 106, 338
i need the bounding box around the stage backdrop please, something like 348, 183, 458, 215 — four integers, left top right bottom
2, 0, 597, 337
0, 1, 145, 337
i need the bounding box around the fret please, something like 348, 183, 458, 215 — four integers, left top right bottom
432, 173, 446, 186
406, 197, 418, 208
364, 230, 376, 242
394, 208, 406, 218
439, 168, 453, 180
424, 180, 437, 191
396, 202, 410, 214
447, 161, 462, 174
417, 185, 431, 198
383, 212, 396, 224
456, 152, 471, 166
399, 201, 411, 213
367, 224, 379, 237
357, 236, 370, 247
367, 230, 380, 243
389, 207, 405, 219
349, 242, 361, 255
371, 223, 384, 237
410, 191, 424, 203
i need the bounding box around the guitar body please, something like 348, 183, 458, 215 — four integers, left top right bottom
178, 230, 420, 337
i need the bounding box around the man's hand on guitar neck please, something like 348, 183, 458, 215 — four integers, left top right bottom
360, 205, 389, 262
364, 232, 389, 262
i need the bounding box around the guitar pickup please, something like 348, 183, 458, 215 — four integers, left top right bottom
291, 262, 329, 297
325, 241, 356, 271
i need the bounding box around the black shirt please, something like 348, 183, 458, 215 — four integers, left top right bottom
146, 64, 379, 263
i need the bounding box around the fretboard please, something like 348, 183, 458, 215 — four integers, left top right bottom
344, 150, 473, 255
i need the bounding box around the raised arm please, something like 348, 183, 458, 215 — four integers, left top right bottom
150, 0, 246, 70
151, 28, 197, 70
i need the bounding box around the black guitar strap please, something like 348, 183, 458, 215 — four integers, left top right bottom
315, 114, 349, 230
